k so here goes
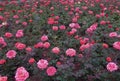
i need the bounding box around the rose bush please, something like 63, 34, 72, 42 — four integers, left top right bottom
0, 0, 120, 81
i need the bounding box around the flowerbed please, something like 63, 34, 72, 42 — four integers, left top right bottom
0, 0, 120, 81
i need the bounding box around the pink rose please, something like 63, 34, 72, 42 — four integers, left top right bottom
109, 32, 117, 37
43, 42, 50, 48
22, 22, 27, 26
34, 42, 43, 48
16, 30, 24, 38
71, 28, 77, 33
113, 41, 120, 50
6, 50, 17, 59
46, 66, 57, 76
47, 17, 55, 25
0, 37, 7, 48
15, 67, 29, 81
80, 43, 93, 51
107, 62, 118, 72
86, 23, 98, 33
25, 47, 32, 52
69, 23, 75, 28
13, 15, 19, 19
59, 25, 66, 30
0, 59, 6, 65
74, 23, 80, 29
72, 17, 77, 22
66, 48, 76, 57
41, 35, 48, 42
52, 47, 60, 54
0, 37, 5, 43
0, 76, 8, 81
15, 42, 26, 50
37, 59, 48, 70
4, 32, 13, 38
100, 20, 106, 25
52, 26, 58, 31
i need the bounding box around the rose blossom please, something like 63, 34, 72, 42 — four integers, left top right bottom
46, 66, 57, 76
0, 59, 6, 65
6, 50, 17, 59
34, 42, 43, 48
52, 26, 58, 31
22, 22, 27, 26
25, 47, 32, 52
0, 76, 8, 81
16, 30, 24, 38
15, 42, 26, 50
28, 58, 35, 64
109, 32, 117, 37
41, 35, 48, 42
4, 32, 13, 38
69, 23, 76, 28
106, 62, 118, 72
43, 42, 50, 48
59, 25, 66, 30
37, 59, 48, 70
52, 47, 60, 54
15, 67, 29, 81
80, 43, 93, 51
66, 48, 76, 57
47, 17, 55, 25
113, 41, 120, 50
86, 23, 98, 34
0, 37, 7, 48
13, 15, 19, 19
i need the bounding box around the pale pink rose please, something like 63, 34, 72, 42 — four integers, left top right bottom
69, 23, 76, 28
107, 62, 118, 72
43, 42, 50, 48
46, 66, 57, 76
52, 26, 58, 31
37, 59, 48, 70
15, 42, 26, 50
109, 32, 117, 37
41, 35, 48, 42
6, 50, 16, 59
113, 41, 120, 50
52, 47, 60, 54
16, 30, 24, 38
66, 48, 76, 57
15, 67, 29, 81
0, 76, 8, 81
71, 28, 77, 33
